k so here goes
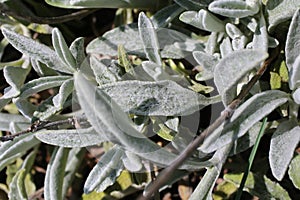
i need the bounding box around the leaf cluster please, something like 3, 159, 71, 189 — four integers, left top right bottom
0, 0, 299, 199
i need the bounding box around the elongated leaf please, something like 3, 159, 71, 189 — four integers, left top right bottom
269, 120, 300, 181
18, 76, 71, 99
288, 154, 300, 189
289, 56, 300, 90
225, 172, 291, 200
200, 90, 289, 153
44, 147, 70, 200
52, 79, 74, 109
69, 37, 85, 67
2, 66, 30, 99
1, 26, 70, 73
52, 28, 76, 72
190, 144, 232, 200
45, 0, 159, 9
229, 122, 262, 155
151, 4, 184, 28
8, 149, 37, 200
75, 72, 211, 169
252, 12, 268, 52
0, 113, 29, 131
138, 12, 162, 65
35, 127, 104, 147
99, 80, 218, 116
8, 169, 27, 200
266, 1, 300, 31
180, 10, 225, 32
285, 9, 300, 71
0, 134, 40, 171
214, 49, 268, 105
86, 24, 196, 59
84, 145, 124, 193
208, 0, 260, 18
220, 37, 233, 57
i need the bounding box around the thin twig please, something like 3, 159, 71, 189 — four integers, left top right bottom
0, 118, 75, 142
0, 4, 97, 24
139, 47, 280, 200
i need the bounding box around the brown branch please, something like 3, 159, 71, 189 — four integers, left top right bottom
139, 47, 280, 200
0, 118, 75, 142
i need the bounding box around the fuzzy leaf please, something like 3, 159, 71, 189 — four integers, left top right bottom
52, 28, 77, 72
0, 113, 30, 131
208, 0, 260, 18
180, 10, 225, 32
2, 66, 30, 99
0, 134, 40, 171
200, 90, 289, 153
289, 55, 300, 91
84, 145, 124, 193
18, 76, 71, 99
266, 1, 300, 31
214, 49, 268, 105
69, 37, 85, 67
99, 80, 218, 116
75, 72, 211, 169
8, 150, 36, 200
225, 172, 291, 200
252, 13, 268, 52
1, 26, 70, 73
220, 37, 233, 57
229, 122, 262, 155
8, 169, 27, 200
35, 127, 104, 147
285, 9, 300, 71
86, 24, 196, 59
44, 147, 70, 200
269, 120, 300, 181
293, 87, 300, 104
288, 154, 300, 189
52, 79, 74, 109
138, 12, 162, 65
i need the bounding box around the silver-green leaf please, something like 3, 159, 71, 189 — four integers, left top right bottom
44, 147, 70, 200
75, 72, 211, 169
1, 26, 70, 73
138, 12, 162, 65
288, 154, 300, 190
208, 0, 260, 18
35, 127, 104, 147
99, 80, 218, 116
200, 90, 289, 153
214, 49, 268, 105
269, 120, 300, 181
84, 145, 124, 193
179, 10, 225, 32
